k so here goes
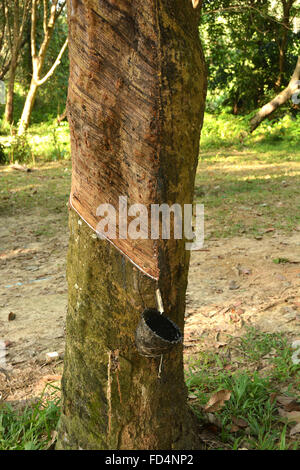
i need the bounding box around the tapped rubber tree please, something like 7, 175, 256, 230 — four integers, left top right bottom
56, 0, 207, 450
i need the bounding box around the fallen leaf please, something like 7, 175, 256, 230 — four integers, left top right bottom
285, 401, 300, 412
230, 424, 240, 432
232, 416, 248, 428
188, 392, 198, 400
276, 395, 296, 407
278, 409, 300, 424
270, 392, 277, 404
290, 423, 300, 436
45, 430, 57, 450
204, 389, 231, 413
275, 395, 300, 412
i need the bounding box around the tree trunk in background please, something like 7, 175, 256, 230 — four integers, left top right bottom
4, 53, 17, 124
56, 0, 207, 450
275, 0, 294, 89
18, 79, 38, 134
250, 56, 300, 132
3, 0, 30, 124
18, 0, 67, 134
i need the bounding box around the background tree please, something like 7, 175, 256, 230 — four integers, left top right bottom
3, 0, 30, 124
0, 0, 9, 80
275, 0, 297, 88
201, 0, 300, 114
250, 55, 300, 131
18, 0, 67, 134
56, 0, 207, 450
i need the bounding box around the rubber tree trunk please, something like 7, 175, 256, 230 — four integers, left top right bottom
56, 0, 207, 450
250, 56, 300, 132
18, 79, 38, 135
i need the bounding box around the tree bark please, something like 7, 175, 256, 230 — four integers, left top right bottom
250, 55, 300, 132
4, 54, 17, 124
57, 106, 67, 123
18, 79, 38, 134
275, 0, 294, 89
56, 0, 207, 450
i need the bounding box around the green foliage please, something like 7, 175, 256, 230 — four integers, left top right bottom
201, 0, 300, 114
0, 116, 70, 164
273, 258, 291, 264
0, 385, 60, 450
50, 125, 69, 161
7, 132, 32, 164
201, 112, 300, 152
0, 142, 7, 164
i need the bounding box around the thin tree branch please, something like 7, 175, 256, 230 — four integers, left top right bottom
0, 0, 7, 53
4, 0, 12, 50
37, 37, 68, 85
43, 0, 48, 34
31, 0, 37, 59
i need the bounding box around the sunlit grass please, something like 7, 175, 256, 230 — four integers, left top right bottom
196, 119, 300, 240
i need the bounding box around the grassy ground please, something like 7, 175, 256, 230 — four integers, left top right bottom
0, 384, 60, 450
0, 111, 300, 450
186, 328, 300, 450
196, 113, 300, 240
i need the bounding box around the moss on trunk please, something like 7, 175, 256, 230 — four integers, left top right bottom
57, 211, 202, 449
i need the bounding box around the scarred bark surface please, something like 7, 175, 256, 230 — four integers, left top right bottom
57, 0, 207, 450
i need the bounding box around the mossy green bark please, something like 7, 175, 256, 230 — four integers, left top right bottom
57, 211, 203, 449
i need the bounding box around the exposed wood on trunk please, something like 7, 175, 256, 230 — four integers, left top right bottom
250, 56, 300, 132
56, 0, 207, 450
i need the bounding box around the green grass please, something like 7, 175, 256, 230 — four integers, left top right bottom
0, 385, 60, 450
0, 161, 71, 223
201, 112, 300, 158
0, 120, 70, 164
0, 83, 70, 164
185, 328, 300, 450
195, 113, 300, 239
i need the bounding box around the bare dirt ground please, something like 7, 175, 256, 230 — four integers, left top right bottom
1, 209, 300, 403
185, 232, 300, 351
0, 212, 68, 401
